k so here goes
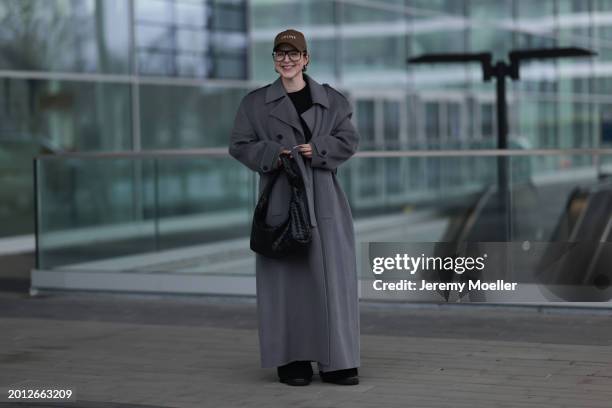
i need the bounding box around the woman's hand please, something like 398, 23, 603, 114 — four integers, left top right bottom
297, 144, 312, 159
276, 149, 292, 168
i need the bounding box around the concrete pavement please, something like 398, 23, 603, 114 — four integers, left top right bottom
1, 290, 612, 407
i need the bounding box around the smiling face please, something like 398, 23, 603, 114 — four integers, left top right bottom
273, 43, 309, 80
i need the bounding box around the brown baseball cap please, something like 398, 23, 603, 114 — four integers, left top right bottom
273, 29, 307, 52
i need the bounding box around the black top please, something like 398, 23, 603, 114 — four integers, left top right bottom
287, 81, 313, 143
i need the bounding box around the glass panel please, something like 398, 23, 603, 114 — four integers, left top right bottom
407, 0, 464, 14
600, 103, 612, 148
0, 78, 132, 151
0, 0, 130, 73
447, 102, 462, 144
0, 78, 131, 237
593, 0, 612, 61
480, 102, 495, 141
251, 41, 275, 82
356, 100, 375, 150
135, 0, 247, 78
468, 0, 513, 60
37, 158, 158, 268
383, 100, 400, 149
139, 84, 247, 149
156, 158, 253, 257
515, 0, 557, 50
0, 140, 36, 236
425, 101, 440, 147
251, 0, 334, 28
304, 38, 336, 81
210, 31, 248, 79
212, 1, 246, 31
36, 155, 254, 275
342, 35, 406, 86
342, 0, 404, 24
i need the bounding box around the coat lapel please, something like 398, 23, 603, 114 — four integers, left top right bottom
266, 77, 305, 139
300, 74, 329, 140
300, 106, 320, 141
265, 73, 330, 142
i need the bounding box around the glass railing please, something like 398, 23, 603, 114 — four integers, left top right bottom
34, 149, 255, 274
33, 149, 612, 302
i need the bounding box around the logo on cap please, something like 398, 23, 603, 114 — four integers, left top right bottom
273, 29, 307, 52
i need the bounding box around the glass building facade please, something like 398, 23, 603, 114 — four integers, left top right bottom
0, 0, 249, 238
252, 0, 612, 153
2, 0, 612, 241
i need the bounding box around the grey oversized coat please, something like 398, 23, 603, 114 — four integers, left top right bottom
228, 73, 360, 371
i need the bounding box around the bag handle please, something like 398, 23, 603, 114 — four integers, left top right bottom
279, 154, 304, 188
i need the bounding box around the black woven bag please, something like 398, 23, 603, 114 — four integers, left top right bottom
250, 154, 312, 259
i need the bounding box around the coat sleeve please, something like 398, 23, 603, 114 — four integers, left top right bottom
228, 97, 283, 173
309, 96, 359, 171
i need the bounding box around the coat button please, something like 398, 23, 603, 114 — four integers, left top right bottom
277, 134, 283, 140
263, 165, 269, 171
321, 149, 327, 155
321, 161, 327, 166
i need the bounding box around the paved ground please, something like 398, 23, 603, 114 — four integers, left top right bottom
1, 290, 612, 408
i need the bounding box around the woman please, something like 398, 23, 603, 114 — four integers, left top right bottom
228, 29, 360, 386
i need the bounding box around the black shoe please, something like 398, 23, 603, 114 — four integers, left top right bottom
321, 375, 359, 385
277, 361, 313, 386
279, 377, 311, 386
320, 367, 359, 385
